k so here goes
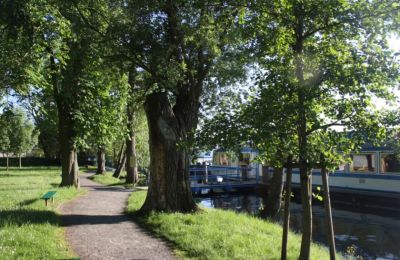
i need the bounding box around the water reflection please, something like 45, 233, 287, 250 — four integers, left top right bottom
195, 194, 400, 259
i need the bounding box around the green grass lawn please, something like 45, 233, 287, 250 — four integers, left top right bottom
127, 191, 340, 260
0, 167, 85, 259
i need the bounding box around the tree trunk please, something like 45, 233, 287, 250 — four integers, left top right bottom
19, 154, 21, 168
260, 167, 284, 220
6, 153, 9, 171
58, 105, 79, 188
293, 4, 313, 258
96, 146, 106, 175
139, 92, 197, 213
281, 158, 293, 260
113, 144, 117, 167
299, 168, 312, 260
126, 111, 138, 184
113, 143, 126, 178
321, 163, 336, 259
53, 40, 85, 188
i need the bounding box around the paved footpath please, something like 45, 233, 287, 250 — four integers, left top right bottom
58, 173, 175, 260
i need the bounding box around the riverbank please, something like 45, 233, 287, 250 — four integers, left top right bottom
0, 167, 84, 259
127, 190, 337, 260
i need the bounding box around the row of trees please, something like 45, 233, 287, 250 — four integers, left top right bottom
1, 0, 399, 259
0, 108, 38, 169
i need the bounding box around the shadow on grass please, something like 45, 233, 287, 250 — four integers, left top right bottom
0, 186, 44, 191
18, 198, 39, 207
0, 209, 59, 227
0, 167, 59, 172
0, 173, 53, 178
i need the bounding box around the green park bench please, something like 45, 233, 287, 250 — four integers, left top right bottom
41, 191, 57, 206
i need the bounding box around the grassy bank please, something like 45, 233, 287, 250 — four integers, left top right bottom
88, 172, 125, 186
89, 172, 147, 188
127, 191, 337, 260
0, 167, 84, 259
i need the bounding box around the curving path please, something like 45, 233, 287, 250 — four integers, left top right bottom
58, 173, 175, 260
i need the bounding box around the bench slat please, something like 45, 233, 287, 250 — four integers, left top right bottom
41, 191, 57, 199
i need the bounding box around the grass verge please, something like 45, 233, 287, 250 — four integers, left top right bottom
127, 191, 339, 260
88, 172, 147, 189
0, 167, 85, 259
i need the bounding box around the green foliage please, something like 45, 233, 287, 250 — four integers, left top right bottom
132, 108, 150, 169
0, 167, 84, 259
198, 0, 399, 169
0, 117, 10, 153
0, 108, 38, 156
127, 191, 339, 260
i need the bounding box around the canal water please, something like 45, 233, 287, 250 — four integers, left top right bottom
195, 193, 400, 259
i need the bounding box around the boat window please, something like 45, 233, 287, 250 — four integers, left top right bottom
335, 163, 346, 172
350, 154, 376, 173
380, 154, 400, 173
213, 152, 232, 166
239, 153, 251, 166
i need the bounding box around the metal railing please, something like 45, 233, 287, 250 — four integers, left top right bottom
189, 165, 259, 189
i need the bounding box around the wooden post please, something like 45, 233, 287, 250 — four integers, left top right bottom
281, 157, 292, 260
205, 164, 208, 184
321, 163, 336, 260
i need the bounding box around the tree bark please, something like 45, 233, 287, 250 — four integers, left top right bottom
53, 40, 85, 188
6, 153, 9, 171
139, 92, 197, 213
299, 168, 312, 260
57, 97, 79, 188
281, 157, 293, 260
321, 162, 336, 259
113, 143, 126, 178
96, 146, 106, 175
19, 154, 21, 168
125, 129, 138, 184
260, 167, 284, 220
125, 67, 139, 184
293, 4, 313, 259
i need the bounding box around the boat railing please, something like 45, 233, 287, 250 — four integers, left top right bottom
189, 165, 260, 188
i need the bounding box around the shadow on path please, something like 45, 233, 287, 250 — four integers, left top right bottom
61, 214, 129, 226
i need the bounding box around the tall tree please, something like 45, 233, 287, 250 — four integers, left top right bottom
108, 0, 244, 212
24, 0, 116, 187
1, 108, 38, 168
0, 114, 10, 170
248, 0, 399, 258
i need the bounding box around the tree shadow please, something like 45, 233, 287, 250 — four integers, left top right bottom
18, 198, 39, 207
0, 173, 48, 178
0, 167, 59, 172
61, 214, 129, 226
0, 209, 59, 227
0, 186, 45, 191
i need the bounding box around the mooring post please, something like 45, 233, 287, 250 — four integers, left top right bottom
205, 164, 208, 184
